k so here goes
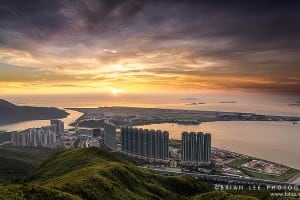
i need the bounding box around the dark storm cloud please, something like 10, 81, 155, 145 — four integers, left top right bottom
136, 0, 300, 64
141, 1, 300, 49
0, 0, 65, 41
67, 0, 147, 33
0, 0, 148, 52
2, 0, 300, 50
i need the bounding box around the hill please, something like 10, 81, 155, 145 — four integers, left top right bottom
0, 147, 267, 200
0, 146, 57, 183
0, 99, 68, 125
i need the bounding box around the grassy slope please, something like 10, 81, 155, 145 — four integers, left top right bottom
23, 148, 213, 199
0, 131, 11, 143
193, 191, 258, 200
0, 146, 56, 183
0, 147, 294, 199
227, 157, 252, 168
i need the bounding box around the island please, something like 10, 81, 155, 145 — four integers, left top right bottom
0, 99, 68, 125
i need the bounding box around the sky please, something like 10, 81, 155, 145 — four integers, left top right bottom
0, 0, 299, 96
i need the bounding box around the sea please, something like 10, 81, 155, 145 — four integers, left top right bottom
0, 93, 300, 173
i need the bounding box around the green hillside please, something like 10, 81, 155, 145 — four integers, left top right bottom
22, 147, 213, 199
0, 147, 294, 199
0, 146, 56, 183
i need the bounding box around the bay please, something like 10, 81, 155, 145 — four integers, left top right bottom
136, 121, 300, 169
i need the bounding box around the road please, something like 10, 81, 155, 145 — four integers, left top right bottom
148, 168, 300, 187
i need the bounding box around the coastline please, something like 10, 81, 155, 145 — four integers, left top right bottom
1, 106, 299, 183
0, 108, 83, 132
67, 106, 300, 129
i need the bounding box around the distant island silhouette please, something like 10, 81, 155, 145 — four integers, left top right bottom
180, 97, 199, 101
219, 101, 237, 103
0, 99, 68, 125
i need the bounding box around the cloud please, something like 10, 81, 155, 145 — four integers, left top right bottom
65, 0, 147, 33
0, 0, 299, 95
103, 49, 118, 54
0, 0, 66, 43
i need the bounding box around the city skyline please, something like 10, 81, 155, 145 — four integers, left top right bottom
0, 0, 299, 96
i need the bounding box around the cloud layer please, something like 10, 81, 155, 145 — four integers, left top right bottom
0, 0, 299, 95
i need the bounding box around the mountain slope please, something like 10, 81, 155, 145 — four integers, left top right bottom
0, 99, 68, 125
0, 146, 57, 183
0, 147, 265, 199
24, 148, 212, 199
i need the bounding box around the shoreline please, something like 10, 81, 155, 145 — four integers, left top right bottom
1, 106, 299, 182
67, 106, 300, 129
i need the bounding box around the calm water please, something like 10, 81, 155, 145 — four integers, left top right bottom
137, 122, 300, 169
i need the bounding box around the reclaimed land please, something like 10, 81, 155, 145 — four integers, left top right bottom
227, 158, 300, 182
67, 106, 300, 128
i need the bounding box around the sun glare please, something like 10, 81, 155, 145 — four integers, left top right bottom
111, 88, 120, 95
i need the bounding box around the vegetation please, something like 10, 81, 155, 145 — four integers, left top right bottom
0, 147, 297, 199
226, 157, 300, 182
227, 157, 252, 168
0, 146, 56, 165
0, 131, 11, 143
241, 168, 300, 182
0, 147, 213, 199
193, 191, 258, 200
0, 146, 56, 183
169, 139, 181, 148
0, 156, 34, 183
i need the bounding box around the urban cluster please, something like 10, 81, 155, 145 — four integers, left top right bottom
11, 120, 212, 165
9, 119, 297, 185
120, 127, 169, 160
11, 119, 64, 148
182, 132, 211, 164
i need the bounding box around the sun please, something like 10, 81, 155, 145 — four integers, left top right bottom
111, 88, 120, 95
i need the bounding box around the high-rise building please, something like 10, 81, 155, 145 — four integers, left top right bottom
92, 129, 101, 137
143, 129, 149, 157
138, 128, 144, 156
203, 133, 211, 162
162, 131, 169, 159
11, 124, 59, 148
11, 131, 18, 146
182, 132, 189, 161
120, 127, 169, 160
128, 127, 133, 153
181, 132, 211, 163
50, 119, 64, 136
120, 127, 126, 151
196, 132, 204, 161
104, 121, 116, 150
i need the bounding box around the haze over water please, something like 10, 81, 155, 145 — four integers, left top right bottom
2, 92, 300, 116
